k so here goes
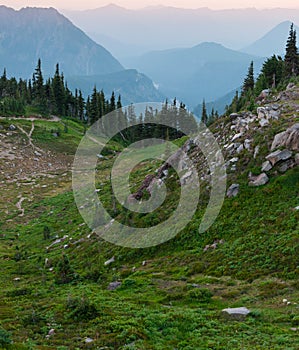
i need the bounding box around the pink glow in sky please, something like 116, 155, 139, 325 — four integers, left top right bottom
2, 0, 299, 10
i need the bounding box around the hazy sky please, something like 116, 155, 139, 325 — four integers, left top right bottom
2, 0, 299, 10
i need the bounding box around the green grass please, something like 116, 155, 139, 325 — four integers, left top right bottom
0, 113, 299, 348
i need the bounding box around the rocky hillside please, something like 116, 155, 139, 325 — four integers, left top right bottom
0, 85, 298, 348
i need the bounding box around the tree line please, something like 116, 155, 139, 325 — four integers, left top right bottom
0, 59, 120, 122
0, 59, 198, 143
226, 23, 299, 114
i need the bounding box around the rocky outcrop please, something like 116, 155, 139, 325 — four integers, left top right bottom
227, 184, 240, 198
107, 281, 122, 291
249, 173, 269, 187
271, 123, 299, 152
266, 150, 292, 166
257, 105, 280, 127
222, 307, 251, 321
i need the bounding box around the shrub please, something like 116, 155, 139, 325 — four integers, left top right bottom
66, 295, 98, 321
187, 288, 213, 303
0, 327, 12, 346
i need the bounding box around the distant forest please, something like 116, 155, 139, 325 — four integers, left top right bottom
0, 59, 198, 143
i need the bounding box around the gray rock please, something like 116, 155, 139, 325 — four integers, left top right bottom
85, 338, 94, 343
107, 281, 122, 291
259, 118, 269, 127
254, 146, 260, 159
249, 173, 269, 187
271, 123, 299, 151
9, 124, 16, 131
237, 144, 244, 154
104, 256, 115, 266
295, 154, 299, 166
227, 184, 240, 198
48, 329, 55, 336
229, 113, 240, 119
244, 139, 252, 150
261, 161, 272, 172
286, 82, 296, 90
266, 150, 292, 166
222, 307, 251, 320
232, 132, 243, 142
278, 160, 294, 173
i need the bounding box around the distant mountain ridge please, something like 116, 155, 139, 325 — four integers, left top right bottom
0, 6, 163, 104
242, 21, 299, 57
0, 6, 123, 78
124, 42, 264, 108
63, 5, 299, 58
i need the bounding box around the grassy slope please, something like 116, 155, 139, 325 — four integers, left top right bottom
0, 105, 298, 349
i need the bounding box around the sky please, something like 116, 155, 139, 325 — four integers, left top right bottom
2, 0, 299, 10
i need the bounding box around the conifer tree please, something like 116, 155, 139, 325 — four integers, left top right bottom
242, 61, 254, 96
284, 23, 299, 77
201, 99, 208, 124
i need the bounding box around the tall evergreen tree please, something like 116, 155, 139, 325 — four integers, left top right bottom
201, 99, 208, 124
242, 61, 254, 96
284, 23, 299, 77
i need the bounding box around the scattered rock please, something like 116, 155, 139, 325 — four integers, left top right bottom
244, 139, 252, 150
290, 328, 298, 332
222, 307, 251, 320
271, 123, 299, 151
278, 160, 294, 173
294, 206, 299, 211
286, 82, 296, 90
107, 281, 122, 291
227, 184, 240, 198
295, 154, 299, 165
34, 150, 42, 156
231, 132, 243, 142
48, 329, 55, 336
266, 150, 292, 166
204, 239, 225, 252
249, 173, 269, 187
259, 118, 269, 127
236, 144, 244, 154
229, 113, 240, 119
85, 337, 94, 343
9, 124, 16, 131
142, 260, 147, 266
104, 256, 115, 266
254, 146, 260, 159
261, 161, 272, 172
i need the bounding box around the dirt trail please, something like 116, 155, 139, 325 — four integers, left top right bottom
16, 196, 26, 217
0, 116, 61, 122
17, 121, 43, 153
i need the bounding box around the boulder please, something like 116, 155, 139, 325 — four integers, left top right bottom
259, 118, 269, 127
107, 281, 122, 291
249, 173, 269, 187
104, 256, 115, 266
48, 329, 55, 336
244, 139, 252, 150
266, 150, 292, 166
271, 123, 299, 151
222, 307, 251, 321
227, 184, 240, 198
278, 160, 294, 173
236, 144, 244, 154
261, 161, 272, 172
85, 338, 94, 343
9, 124, 16, 131
254, 146, 260, 159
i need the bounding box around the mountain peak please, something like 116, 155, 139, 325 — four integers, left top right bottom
242, 20, 299, 56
